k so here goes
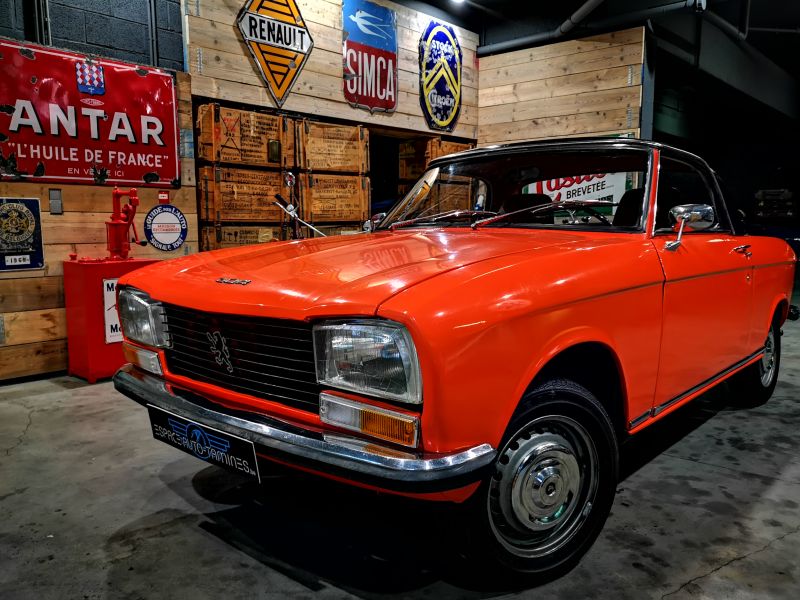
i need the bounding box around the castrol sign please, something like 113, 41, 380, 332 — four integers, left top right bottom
531, 173, 631, 203
0, 40, 179, 187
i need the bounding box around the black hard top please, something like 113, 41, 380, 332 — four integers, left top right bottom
428, 137, 711, 171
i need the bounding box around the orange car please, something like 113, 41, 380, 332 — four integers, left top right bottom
114, 138, 797, 577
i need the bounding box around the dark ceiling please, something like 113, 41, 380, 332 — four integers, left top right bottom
399, 0, 800, 79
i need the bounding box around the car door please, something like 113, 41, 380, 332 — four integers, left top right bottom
651, 153, 754, 414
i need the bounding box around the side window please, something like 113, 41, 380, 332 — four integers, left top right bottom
656, 157, 727, 232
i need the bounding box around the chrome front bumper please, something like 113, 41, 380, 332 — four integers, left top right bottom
113, 365, 496, 492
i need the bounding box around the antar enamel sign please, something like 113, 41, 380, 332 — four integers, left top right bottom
419, 21, 462, 132
237, 0, 314, 108
343, 0, 397, 113
0, 40, 179, 187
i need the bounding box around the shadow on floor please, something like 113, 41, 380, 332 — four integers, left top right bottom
132, 379, 756, 598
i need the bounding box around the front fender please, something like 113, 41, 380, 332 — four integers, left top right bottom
512, 326, 626, 407
378, 237, 664, 454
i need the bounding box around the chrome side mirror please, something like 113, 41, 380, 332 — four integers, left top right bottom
665, 204, 715, 251
363, 212, 386, 232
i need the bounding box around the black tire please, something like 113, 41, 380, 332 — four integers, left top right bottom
461, 379, 618, 579
730, 316, 781, 407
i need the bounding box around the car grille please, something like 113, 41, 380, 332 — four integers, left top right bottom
162, 304, 321, 413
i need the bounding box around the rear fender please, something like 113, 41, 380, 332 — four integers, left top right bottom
765, 295, 791, 332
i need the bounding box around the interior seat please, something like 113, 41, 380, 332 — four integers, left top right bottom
654, 186, 684, 230
612, 188, 645, 228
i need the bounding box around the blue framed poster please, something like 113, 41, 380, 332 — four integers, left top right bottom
342, 0, 398, 113
0, 197, 44, 271
419, 21, 462, 132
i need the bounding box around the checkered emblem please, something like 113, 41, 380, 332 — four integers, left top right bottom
75, 61, 105, 95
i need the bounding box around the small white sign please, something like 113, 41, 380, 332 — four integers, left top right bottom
4, 255, 31, 266
103, 278, 123, 344
144, 204, 188, 252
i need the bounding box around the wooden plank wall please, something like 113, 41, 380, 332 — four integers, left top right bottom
184, 0, 479, 139
0, 72, 196, 381
478, 28, 645, 144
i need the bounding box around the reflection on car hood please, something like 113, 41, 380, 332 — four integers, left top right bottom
121, 229, 620, 320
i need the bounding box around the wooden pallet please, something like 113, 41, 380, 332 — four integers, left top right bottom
478, 27, 645, 144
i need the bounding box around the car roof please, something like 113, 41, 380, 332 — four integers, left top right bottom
428, 137, 710, 170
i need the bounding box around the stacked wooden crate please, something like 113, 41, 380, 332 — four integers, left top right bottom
297, 121, 370, 229
398, 137, 474, 198
198, 104, 369, 249
197, 104, 292, 249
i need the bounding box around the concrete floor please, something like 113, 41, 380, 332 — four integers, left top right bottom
2, 324, 800, 599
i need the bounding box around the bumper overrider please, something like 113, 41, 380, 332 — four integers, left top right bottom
113, 364, 497, 493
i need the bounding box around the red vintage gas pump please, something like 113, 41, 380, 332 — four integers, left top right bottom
105, 187, 147, 259
63, 188, 159, 383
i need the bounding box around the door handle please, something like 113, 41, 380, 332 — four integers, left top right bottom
732, 244, 752, 258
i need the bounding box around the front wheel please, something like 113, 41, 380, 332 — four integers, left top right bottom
462, 379, 618, 578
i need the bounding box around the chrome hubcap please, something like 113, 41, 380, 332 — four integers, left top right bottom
760, 330, 776, 387
488, 416, 598, 558
511, 437, 580, 531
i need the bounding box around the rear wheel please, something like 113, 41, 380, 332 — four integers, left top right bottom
463, 379, 618, 578
731, 317, 781, 406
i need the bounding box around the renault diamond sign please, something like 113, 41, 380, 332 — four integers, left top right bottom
237, 0, 314, 108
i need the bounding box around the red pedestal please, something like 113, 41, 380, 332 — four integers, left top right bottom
64, 258, 158, 383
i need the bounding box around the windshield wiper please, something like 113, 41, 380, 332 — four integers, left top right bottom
471, 200, 613, 229
388, 209, 497, 231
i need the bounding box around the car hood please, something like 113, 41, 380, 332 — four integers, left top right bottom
122, 229, 613, 320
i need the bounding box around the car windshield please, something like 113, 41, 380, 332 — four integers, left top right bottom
380, 148, 651, 231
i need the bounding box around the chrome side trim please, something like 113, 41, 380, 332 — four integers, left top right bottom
113, 365, 496, 485
652, 347, 764, 417
752, 260, 798, 271
628, 409, 651, 429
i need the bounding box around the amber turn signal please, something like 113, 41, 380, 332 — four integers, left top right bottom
122, 342, 162, 376
319, 393, 419, 447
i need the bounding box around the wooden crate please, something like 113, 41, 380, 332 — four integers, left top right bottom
397, 182, 414, 199
202, 225, 282, 250
201, 226, 215, 251
199, 167, 289, 222
197, 104, 295, 168
399, 140, 428, 181
398, 138, 474, 183
426, 139, 474, 163
296, 121, 369, 173
313, 224, 363, 237
301, 173, 370, 223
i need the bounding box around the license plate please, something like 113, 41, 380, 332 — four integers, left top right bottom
147, 404, 261, 482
